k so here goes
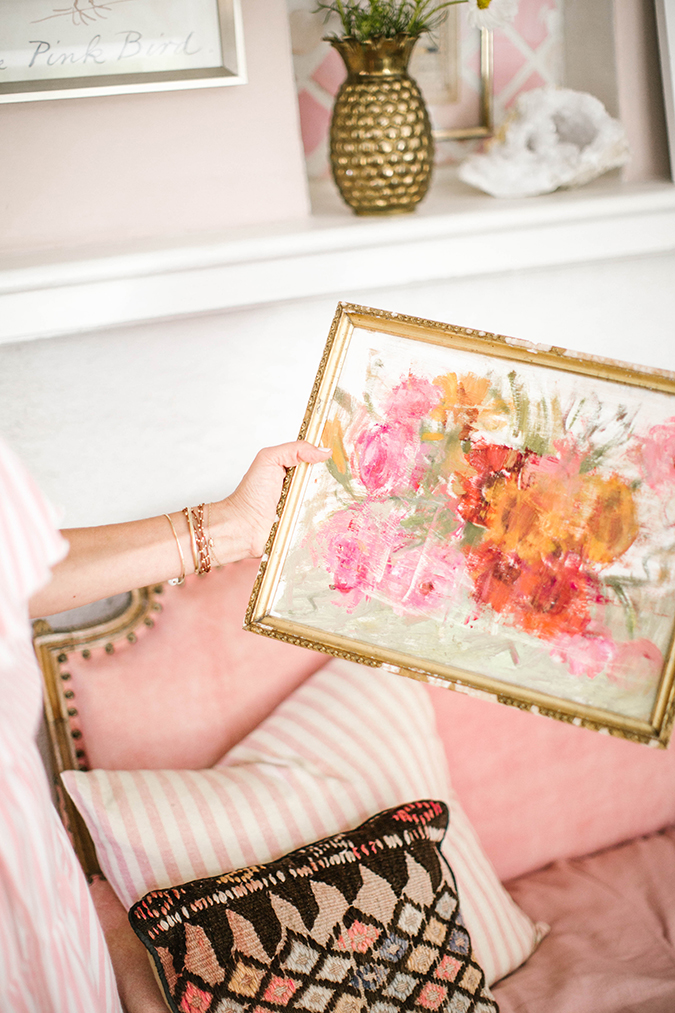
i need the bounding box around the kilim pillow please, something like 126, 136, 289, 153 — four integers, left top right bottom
129, 800, 498, 1013
62, 660, 546, 985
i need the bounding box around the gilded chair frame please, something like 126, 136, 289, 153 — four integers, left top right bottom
32, 586, 164, 878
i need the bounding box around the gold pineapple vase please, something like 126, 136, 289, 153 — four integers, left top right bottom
328, 35, 434, 215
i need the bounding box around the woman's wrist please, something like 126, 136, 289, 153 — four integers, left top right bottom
203, 496, 260, 565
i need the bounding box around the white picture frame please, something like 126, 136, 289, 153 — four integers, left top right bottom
0, 0, 246, 103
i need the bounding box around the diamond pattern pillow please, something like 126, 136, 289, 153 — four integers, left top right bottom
62, 660, 545, 985
129, 800, 498, 1013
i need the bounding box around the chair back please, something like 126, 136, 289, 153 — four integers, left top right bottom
32, 559, 328, 876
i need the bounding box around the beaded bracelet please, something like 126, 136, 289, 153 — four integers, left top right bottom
183, 504, 212, 575
206, 502, 223, 568
192, 503, 212, 575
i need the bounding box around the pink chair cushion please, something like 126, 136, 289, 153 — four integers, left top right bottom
89, 877, 168, 1013
492, 826, 675, 1013
67, 560, 327, 770
427, 685, 675, 881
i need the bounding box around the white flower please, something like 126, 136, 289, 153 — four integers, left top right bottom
466, 0, 519, 30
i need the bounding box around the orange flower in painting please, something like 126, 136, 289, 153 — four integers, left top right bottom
454, 443, 532, 529
432, 371, 509, 438
458, 442, 639, 641
482, 471, 581, 564
478, 460, 638, 569
464, 543, 602, 640
581, 474, 639, 565
322, 416, 349, 475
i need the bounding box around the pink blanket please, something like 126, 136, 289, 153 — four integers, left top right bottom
492, 826, 675, 1012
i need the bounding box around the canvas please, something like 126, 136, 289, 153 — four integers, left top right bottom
0, 0, 246, 102
246, 305, 675, 747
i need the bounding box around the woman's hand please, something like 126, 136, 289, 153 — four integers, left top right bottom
29, 440, 331, 618
212, 440, 331, 560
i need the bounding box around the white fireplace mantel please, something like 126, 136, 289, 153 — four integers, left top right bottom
1, 171, 674, 346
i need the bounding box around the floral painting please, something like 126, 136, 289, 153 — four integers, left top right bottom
263, 317, 675, 733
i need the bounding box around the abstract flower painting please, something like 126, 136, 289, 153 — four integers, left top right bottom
247, 306, 675, 745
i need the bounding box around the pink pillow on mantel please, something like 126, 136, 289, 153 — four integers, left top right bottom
427, 684, 675, 883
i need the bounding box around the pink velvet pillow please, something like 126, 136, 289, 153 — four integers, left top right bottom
427, 685, 675, 882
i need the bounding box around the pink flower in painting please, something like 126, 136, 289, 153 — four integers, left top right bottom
378, 540, 467, 616
348, 373, 442, 498
538, 435, 586, 482
634, 417, 675, 492
548, 630, 618, 679
352, 423, 427, 498
381, 372, 442, 422
312, 500, 411, 610
550, 627, 664, 685
607, 638, 663, 687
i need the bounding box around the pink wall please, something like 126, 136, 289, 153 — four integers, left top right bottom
0, 0, 310, 256
0, 1, 669, 259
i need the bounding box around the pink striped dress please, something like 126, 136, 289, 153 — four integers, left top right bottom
0, 438, 122, 1012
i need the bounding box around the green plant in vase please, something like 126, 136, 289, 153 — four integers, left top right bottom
316, 0, 519, 38
315, 0, 518, 215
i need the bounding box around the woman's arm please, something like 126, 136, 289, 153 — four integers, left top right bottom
29, 441, 330, 618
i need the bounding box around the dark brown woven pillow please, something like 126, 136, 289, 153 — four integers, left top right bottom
129, 800, 498, 1013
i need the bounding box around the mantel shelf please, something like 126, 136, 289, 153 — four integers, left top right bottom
1, 169, 674, 345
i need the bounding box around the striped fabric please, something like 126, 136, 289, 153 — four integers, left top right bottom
0, 438, 122, 1013
63, 659, 545, 987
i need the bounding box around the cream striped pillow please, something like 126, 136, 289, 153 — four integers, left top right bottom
62, 659, 545, 986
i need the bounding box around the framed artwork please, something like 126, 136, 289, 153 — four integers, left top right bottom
0, 0, 246, 103
246, 304, 675, 748
410, 16, 493, 142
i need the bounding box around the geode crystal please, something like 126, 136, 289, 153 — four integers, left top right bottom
458, 86, 630, 198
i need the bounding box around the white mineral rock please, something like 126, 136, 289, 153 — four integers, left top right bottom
458, 87, 630, 198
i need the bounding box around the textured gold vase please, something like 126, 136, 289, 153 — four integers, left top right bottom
328, 34, 434, 215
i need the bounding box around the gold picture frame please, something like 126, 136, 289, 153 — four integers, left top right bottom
246, 303, 675, 748
0, 0, 246, 104
408, 7, 493, 142
422, 27, 494, 142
